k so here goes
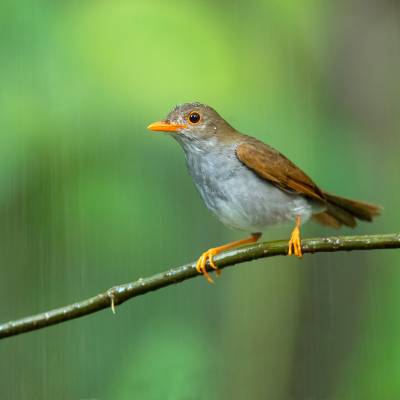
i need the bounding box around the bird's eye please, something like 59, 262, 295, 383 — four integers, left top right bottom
188, 112, 201, 124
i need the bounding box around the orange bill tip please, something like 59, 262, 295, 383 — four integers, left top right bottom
147, 121, 187, 132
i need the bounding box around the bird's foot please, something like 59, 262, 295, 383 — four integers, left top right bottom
195, 233, 262, 283
195, 248, 221, 284
288, 216, 302, 257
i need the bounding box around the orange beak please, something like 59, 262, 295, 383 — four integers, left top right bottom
147, 120, 187, 132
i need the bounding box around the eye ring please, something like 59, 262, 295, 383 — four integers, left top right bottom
188, 111, 201, 124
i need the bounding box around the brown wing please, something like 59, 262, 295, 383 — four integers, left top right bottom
236, 138, 326, 202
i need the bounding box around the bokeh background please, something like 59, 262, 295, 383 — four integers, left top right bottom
1, 0, 399, 399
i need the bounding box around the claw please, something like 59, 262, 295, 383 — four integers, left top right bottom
288, 216, 302, 257
195, 249, 220, 283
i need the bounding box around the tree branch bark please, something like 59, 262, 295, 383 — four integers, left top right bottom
1, 233, 399, 340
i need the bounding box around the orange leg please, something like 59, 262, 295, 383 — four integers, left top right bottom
288, 215, 302, 257
196, 233, 262, 283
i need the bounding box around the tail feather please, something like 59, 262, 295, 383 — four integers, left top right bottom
313, 192, 381, 228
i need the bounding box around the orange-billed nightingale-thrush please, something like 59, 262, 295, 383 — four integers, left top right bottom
148, 102, 380, 283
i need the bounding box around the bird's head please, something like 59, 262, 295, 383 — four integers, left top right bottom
147, 102, 233, 145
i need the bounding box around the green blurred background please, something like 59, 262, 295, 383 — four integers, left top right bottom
1, 0, 399, 399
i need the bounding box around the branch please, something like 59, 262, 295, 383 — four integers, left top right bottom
1, 233, 399, 340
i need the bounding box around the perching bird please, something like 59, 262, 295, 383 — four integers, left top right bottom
148, 103, 380, 283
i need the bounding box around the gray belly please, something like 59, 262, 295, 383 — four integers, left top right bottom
184, 145, 324, 233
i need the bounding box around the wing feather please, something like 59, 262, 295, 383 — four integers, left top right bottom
236, 139, 326, 202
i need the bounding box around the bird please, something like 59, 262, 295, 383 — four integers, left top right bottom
147, 102, 380, 283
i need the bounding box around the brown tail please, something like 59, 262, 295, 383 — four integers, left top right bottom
313, 192, 381, 228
